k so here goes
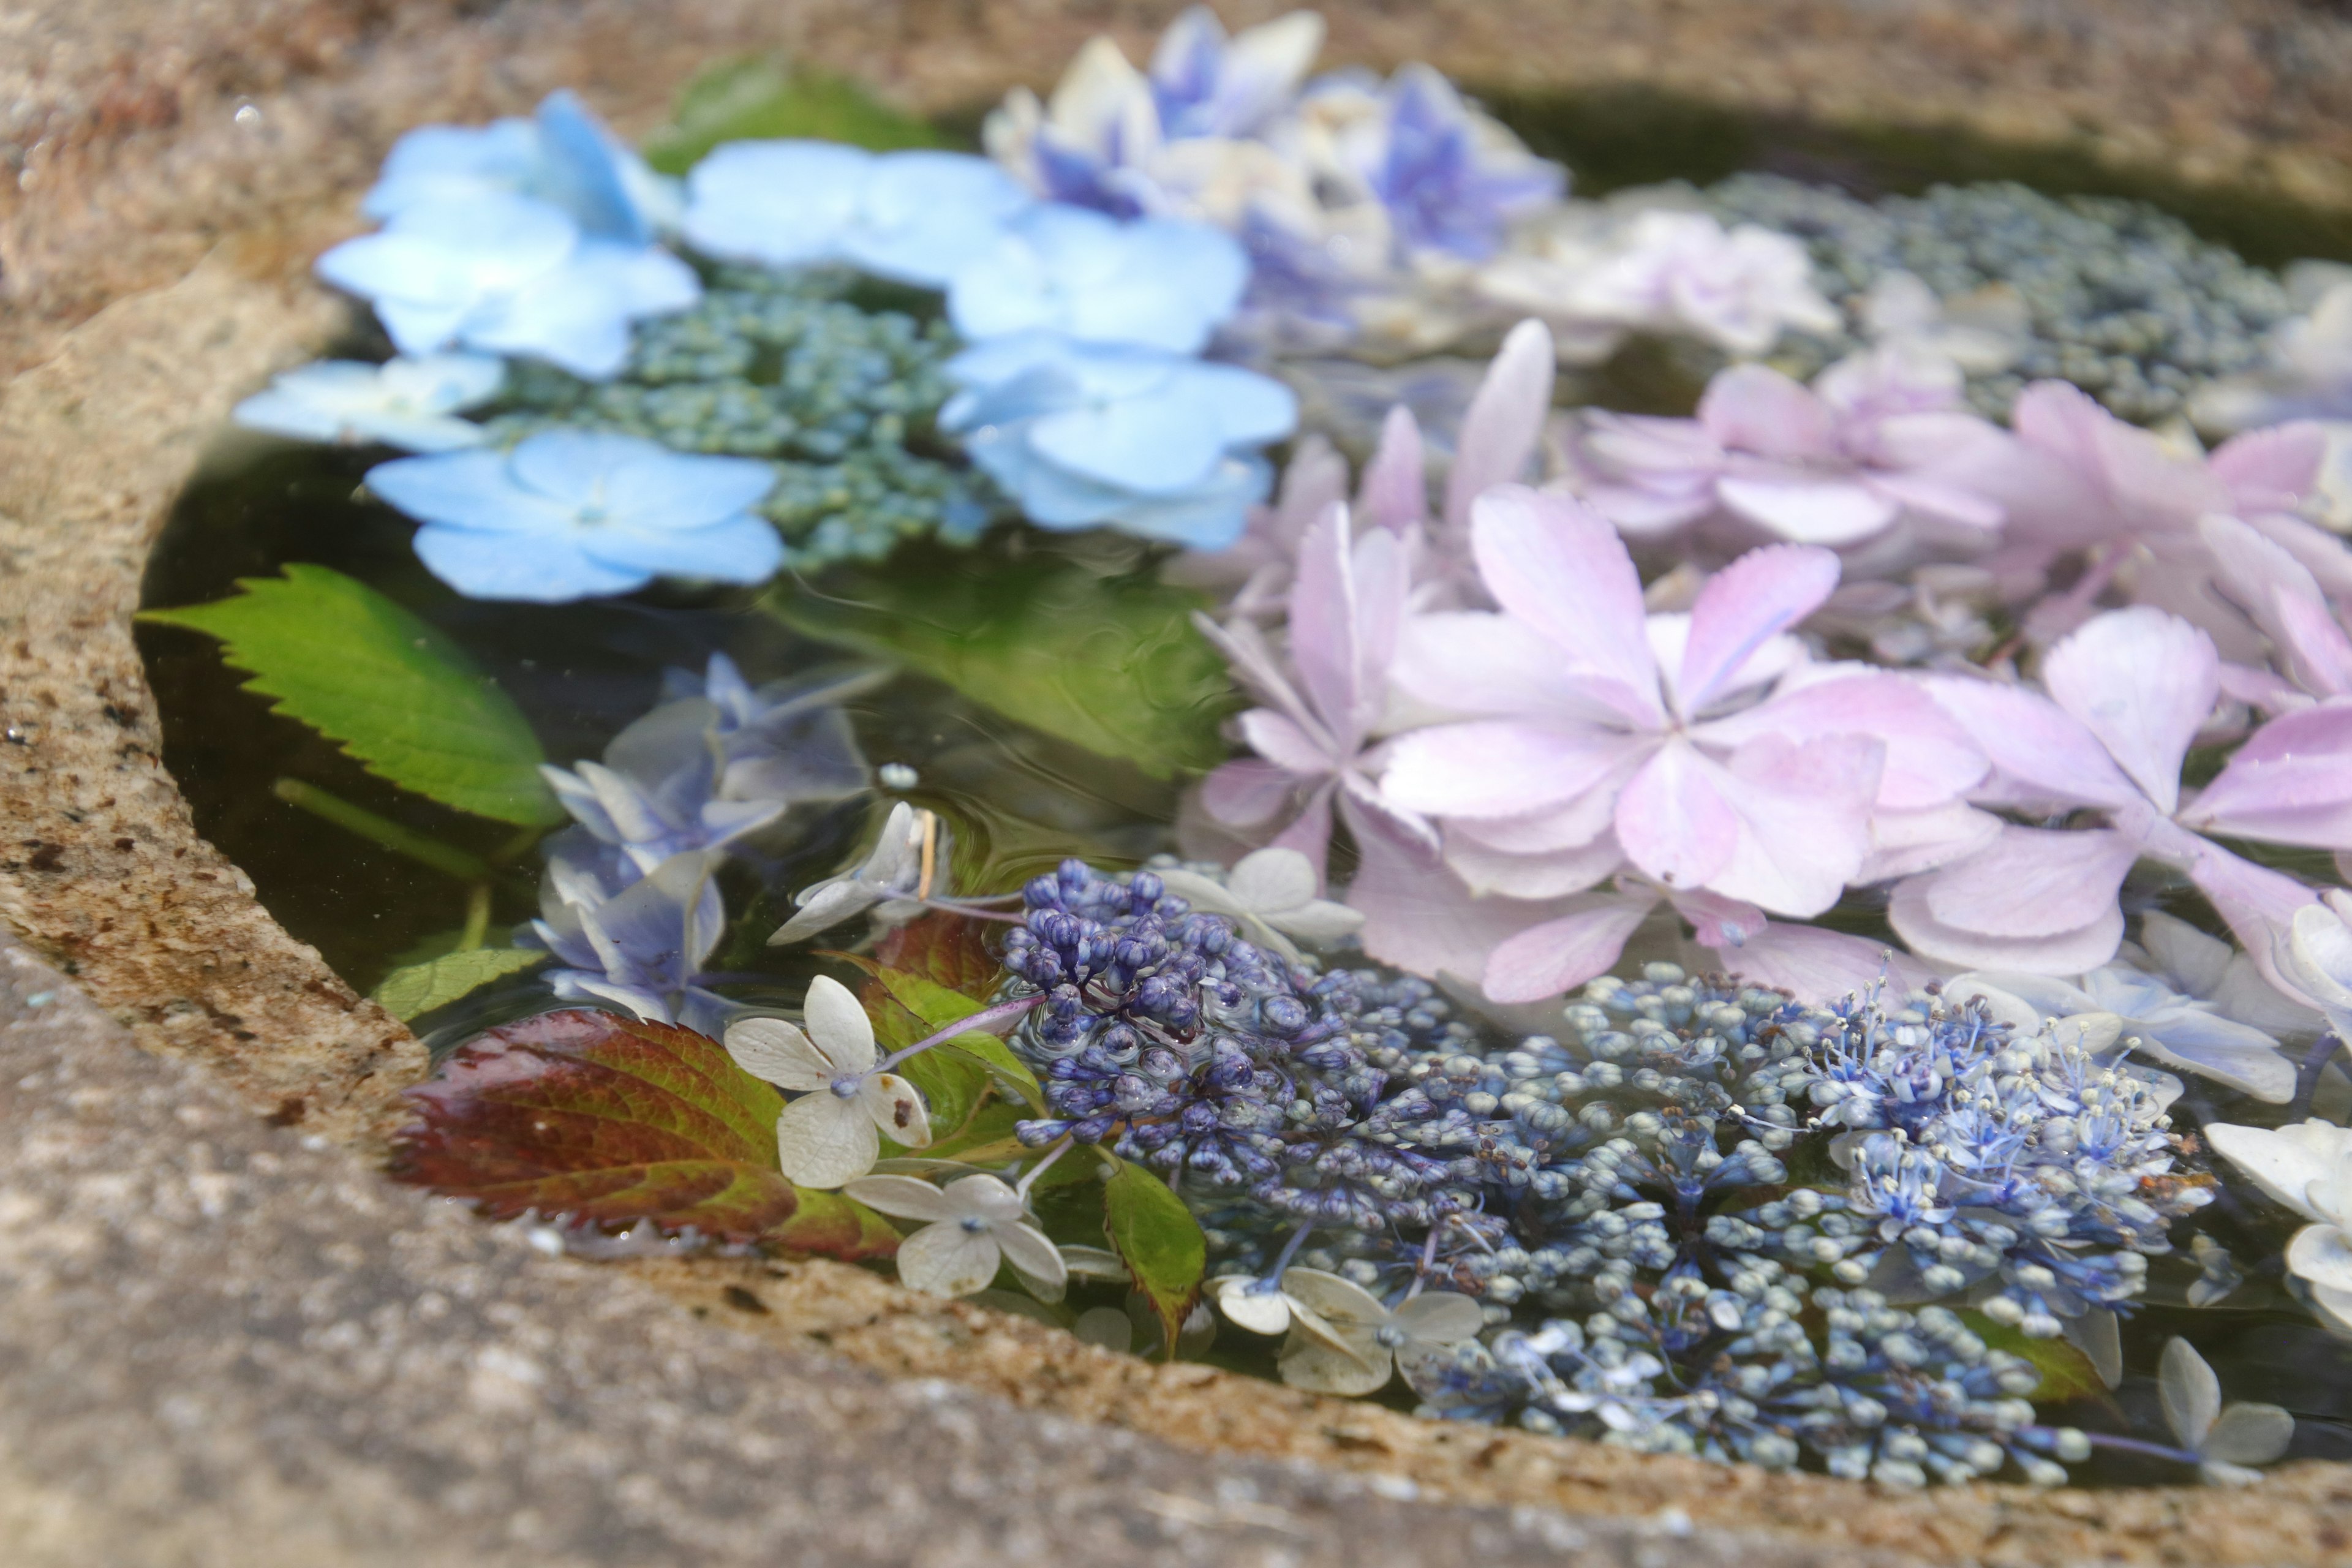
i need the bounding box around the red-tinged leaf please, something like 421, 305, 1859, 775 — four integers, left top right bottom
389, 1008, 896, 1259
873, 913, 1003, 1001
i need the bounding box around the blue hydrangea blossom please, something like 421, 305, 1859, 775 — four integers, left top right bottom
941, 333, 1296, 547
232, 355, 504, 451
532, 846, 734, 1035
366, 429, 781, 601
949, 205, 1249, 353
680, 143, 1031, 288
364, 89, 680, 242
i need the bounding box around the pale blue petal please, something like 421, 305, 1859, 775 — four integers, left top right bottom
1190, 361, 1298, 444
844, 151, 1030, 285
1030, 379, 1227, 492
412, 525, 649, 601
963, 434, 1127, 527
460, 243, 696, 379
366, 450, 559, 532
579, 513, 784, 584
681, 140, 870, 265
346, 412, 488, 453
505, 430, 657, 507
377, 353, 507, 413
1106, 454, 1268, 548
533, 89, 650, 243
372, 298, 474, 356
944, 330, 1084, 392
363, 119, 537, 219
598, 448, 776, 529
232, 388, 349, 444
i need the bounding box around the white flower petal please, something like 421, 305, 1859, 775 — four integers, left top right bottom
2204, 1120, 2352, 1223
1210, 1275, 1294, 1335
1277, 1267, 1386, 1331
1073, 1306, 1134, 1352
767, 878, 878, 944
1265, 895, 1366, 943
862, 1071, 931, 1148
1276, 1326, 1390, 1395
995, 1220, 1068, 1297
2159, 1335, 2222, 1452
2204, 1403, 2295, 1468
842, 1174, 962, 1223
1392, 1291, 1485, 1346
894, 1220, 1003, 1296
722, 1016, 835, 1091
1059, 1245, 1130, 1281
774, 1093, 881, 1189
1227, 846, 1319, 912
2286, 1223, 2352, 1293
801, 974, 878, 1071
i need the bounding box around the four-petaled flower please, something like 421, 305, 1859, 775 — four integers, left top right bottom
2157, 1336, 2296, 1485
767, 801, 941, 946
1268, 1268, 1485, 1396
232, 355, 503, 452
843, 1172, 1066, 1298
681, 143, 1030, 288
725, 975, 930, 1189
367, 429, 782, 601
2203, 1118, 2352, 1338
949, 205, 1248, 353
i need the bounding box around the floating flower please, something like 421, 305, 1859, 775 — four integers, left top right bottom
232, 355, 503, 452
724, 975, 929, 1189
366, 429, 780, 601
315, 192, 699, 379
2157, 1336, 2296, 1485
1380, 488, 1985, 924
940, 333, 1296, 548
767, 801, 941, 946
1155, 847, 1363, 962
841, 1172, 1065, 1297
1895, 606, 2346, 974
363, 89, 680, 242
948, 205, 1248, 353
532, 846, 734, 1035
1268, 1268, 1485, 1396
2276, 891, 2352, 1037
2203, 1118, 2352, 1338
1566, 345, 2009, 556
680, 142, 1030, 288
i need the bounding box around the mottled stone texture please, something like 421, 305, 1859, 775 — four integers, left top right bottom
6, 2, 2352, 1563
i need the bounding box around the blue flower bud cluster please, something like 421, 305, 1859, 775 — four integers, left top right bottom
488, 268, 1001, 570
995, 873, 2208, 1484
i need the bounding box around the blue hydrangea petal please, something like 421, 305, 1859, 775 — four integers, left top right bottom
597, 448, 777, 530
412, 524, 649, 601
680, 140, 870, 266
362, 119, 538, 220
533, 89, 652, 243
321, 195, 579, 305
1190, 361, 1298, 445
1028, 377, 1227, 492
368, 449, 580, 534
843, 151, 1030, 285
1104, 453, 1268, 547
963, 434, 1126, 528
576, 513, 784, 584
462, 241, 698, 379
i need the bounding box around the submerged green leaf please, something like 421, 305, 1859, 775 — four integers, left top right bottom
391, 1008, 899, 1258
141, 565, 562, 826
1103, 1160, 1207, 1359
644, 59, 946, 175
1958, 1310, 2109, 1405
371, 946, 548, 1021
771, 548, 1234, 779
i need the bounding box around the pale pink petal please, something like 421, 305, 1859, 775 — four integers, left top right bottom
2198, 513, 2352, 698
2192, 843, 2323, 1006
1889, 867, 2127, 975
1237, 708, 1334, 777
1675, 543, 1842, 716
1614, 739, 1740, 894
1382, 722, 1651, 819
1700, 666, 1985, 810
1698, 364, 1836, 459
2274, 592, 2352, 699
1863, 469, 2005, 531
1343, 796, 1559, 983
1855, 801, 2005, 882
2209, 421, 2325, 511
1199, 756, 1297, 827
2247, 511, 2352, 603
1445, 774, 1634, 854
1289, 505, 1405, 744
1482, 892, 1660, 1003
1444, 828, 1623, 899
1469, 485, 1661, 723
2014, 379, 2228, 530
1701, 919, 1922, 1003
1444, 318, 1555, 533
1358, 405, 1430, 533
2185, 703, 2352, 845
1267, 783, 1338, 882
1917, 824, 2141, 939
1921, 674, 2139, 809
1663, 887, 1766, 949
1700, 733, 1882, 916
2041, 607, 2217, 815
1715, 475, 1899, 546
1392, 610, 1623, 721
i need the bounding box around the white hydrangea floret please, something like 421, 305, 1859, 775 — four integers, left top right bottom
725, 975, 929, 1189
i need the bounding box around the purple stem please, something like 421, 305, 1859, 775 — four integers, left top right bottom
875, 993, 1044, 1072
917, 897, 1027, 924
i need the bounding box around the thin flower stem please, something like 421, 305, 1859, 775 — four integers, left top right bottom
1013, 1134, 1076, 1198
2288, 1033, 2346, 1121
459, 883, 492, 951
2038, 1428, 2201, 1468
1261, 1219, 1315, 1285
273, 777, 490, 882
917, 897, 1026, 924
875, 993, 1044, 1072
1402, 1223, 1444, 1302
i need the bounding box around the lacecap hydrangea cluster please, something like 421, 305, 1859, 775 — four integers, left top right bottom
486, 266, 999, 569
997, 861, 2206, 1483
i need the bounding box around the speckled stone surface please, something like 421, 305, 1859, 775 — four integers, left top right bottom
7, 2, 2352, 1563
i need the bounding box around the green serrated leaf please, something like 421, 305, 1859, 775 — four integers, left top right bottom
1104, 1160, 1206, 1360
644, 58, 946, 175
1958, 1310, 2108, 1404
390, 1008, 898, 1259
769, 546, 1235, 780
141, 565, 562, 826
371, 947, 548, 1021
872, 968, 1042, 1106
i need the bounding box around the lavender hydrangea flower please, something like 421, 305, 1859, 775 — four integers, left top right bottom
363, 89, 680, 242
232, 355, 503, 452
940, 333, 1295, 548
948, 205, 1248, 353
366, 429, 781, 601
316, 192, 699, 379
531, 846, 733, 1035
680, 142, 1030, 288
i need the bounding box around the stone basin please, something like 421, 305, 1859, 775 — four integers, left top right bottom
7, 2, 2352, 1562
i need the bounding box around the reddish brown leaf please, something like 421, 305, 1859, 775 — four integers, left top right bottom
389, 1008, 896, 1259
872, 911, 1002, 1001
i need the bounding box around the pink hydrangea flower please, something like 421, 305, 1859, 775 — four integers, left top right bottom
1894, 605, 2350, 977
1378, 486, 1986, 933
1566, 345, 2010, 559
